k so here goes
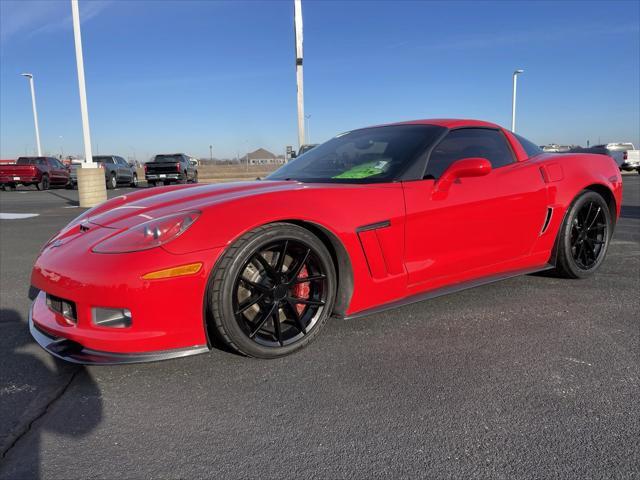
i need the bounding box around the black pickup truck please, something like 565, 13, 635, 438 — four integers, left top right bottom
145, 154, 198, 187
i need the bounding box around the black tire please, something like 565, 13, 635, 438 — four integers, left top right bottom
107, 173, 117, 190
554, 190, 613, 279
36, 175, 49, 191
130, 173, 138, 188
208, 223, 336, 358
179, 171, 188, 184
192, 171, 198, 184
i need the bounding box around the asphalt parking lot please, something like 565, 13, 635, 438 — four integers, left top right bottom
0, 177, 638, 479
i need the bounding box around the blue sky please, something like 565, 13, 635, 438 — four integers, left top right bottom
1, 0, 638, 160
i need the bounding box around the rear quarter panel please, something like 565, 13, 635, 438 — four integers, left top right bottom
528, 152, 622, 257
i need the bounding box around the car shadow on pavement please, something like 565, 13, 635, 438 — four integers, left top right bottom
45, 190, 79, 207
620, 205, 640, 220
0, 308, 102, 480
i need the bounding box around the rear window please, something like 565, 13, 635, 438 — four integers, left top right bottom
93, 156, 114, 164
16, 158, 45, 165
514, 134, 542, 158
154, 155, 183, 163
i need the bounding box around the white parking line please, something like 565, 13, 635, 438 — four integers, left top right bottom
0, 213, 40, 220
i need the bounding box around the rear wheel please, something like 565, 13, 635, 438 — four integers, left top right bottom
107, 173, 117, 190
179, 171, 188, 184
209, 223, 336, 358
554, 190, 612, 278
130, 173, 138, 188
36, 175, 49, 191
192, 171, 198, 184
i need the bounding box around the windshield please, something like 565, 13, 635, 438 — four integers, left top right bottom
268, 125, 445, 183
154, 155, 183, 163
16, 157, 46, 165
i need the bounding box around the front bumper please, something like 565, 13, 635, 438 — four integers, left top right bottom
30, 223, 223, 360
29, 306, 208, 365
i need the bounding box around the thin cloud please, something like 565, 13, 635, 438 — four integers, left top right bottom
0, 0, 111, 43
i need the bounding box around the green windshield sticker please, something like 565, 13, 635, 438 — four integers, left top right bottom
333, 160, 389, 179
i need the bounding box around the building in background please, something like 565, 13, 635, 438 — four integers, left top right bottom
246, 148, 285, 166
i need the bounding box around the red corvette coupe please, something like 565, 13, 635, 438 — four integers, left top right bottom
29, 119, 622, 364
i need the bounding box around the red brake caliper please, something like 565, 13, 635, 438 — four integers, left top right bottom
292, 266, 309, 315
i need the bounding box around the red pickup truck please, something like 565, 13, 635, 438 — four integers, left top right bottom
0, 157, 70, 190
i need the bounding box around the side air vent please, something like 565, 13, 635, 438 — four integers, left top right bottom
540, 207, 553, 235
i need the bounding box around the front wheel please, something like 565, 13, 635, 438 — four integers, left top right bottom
192, 171, 198, 184
554, 190, 613, 278
208, 223, 336, 358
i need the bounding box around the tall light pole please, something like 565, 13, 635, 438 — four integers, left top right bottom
71, 0, 94, 167
511, 69, 524, 132
294, 0, 305, 149
305, 114, 311, 144
20, 73, 42, 156
209, 144, 213, 163
71, 0, 106, 207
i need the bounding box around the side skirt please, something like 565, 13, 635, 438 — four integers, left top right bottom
336, 263, 554, 320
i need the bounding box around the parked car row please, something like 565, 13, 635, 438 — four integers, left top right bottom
1, 152, 201, 191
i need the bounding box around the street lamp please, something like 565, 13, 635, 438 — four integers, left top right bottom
20, 73, 42, 156
59, 135, 64, 159
511, 69, 524, 132
209, 144, 213, 163
305, 114, 311, 144
294, 0, 305, 149
71, 0, 106, 207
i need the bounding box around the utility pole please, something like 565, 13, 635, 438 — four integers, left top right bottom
209, 144, 213, 163
305, 114, 311, 144
20, 73, 42, 156
511, 69, 524, 132
71, 0, 106, 207
294, 0, 305, 149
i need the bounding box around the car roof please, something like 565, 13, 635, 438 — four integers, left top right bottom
390, 118, 503, 129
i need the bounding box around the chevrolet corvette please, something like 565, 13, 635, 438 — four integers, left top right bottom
29, 119, 622, 363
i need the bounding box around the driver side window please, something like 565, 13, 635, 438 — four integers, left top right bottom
425, 128, 515, 179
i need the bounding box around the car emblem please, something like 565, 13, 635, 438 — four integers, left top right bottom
50, 239, 64, 248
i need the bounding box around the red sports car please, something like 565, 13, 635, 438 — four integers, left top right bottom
29, 119, 622, 364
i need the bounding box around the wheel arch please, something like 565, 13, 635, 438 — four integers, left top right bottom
280, 219, 354, 317
583, 183, 617, 226
201, 218, 355, 350
549, 183, 617, 266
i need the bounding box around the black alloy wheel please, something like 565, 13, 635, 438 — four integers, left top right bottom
555, 190, 612, 278
570, 200, 608, 269
209, 223, 336, 358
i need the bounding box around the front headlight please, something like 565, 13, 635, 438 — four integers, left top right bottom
92, 211, 200, 254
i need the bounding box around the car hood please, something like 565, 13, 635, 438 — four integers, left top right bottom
84, 181, 301, 230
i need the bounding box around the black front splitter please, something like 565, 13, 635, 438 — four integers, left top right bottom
29, 307, 209, 365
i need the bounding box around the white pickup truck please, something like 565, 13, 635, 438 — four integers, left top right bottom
607, 143, 640, 173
